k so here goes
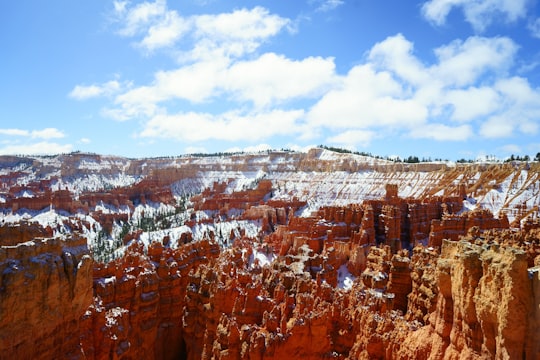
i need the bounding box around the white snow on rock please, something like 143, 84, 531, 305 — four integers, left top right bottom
337, 264, 355, 290
248, 248, 276, 268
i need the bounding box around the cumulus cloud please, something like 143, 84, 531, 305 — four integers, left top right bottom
182, 7, 290, 61
478, 77, 540, 138
479, 115, 514, 138
368, 33, 429, 86
432, 36, 517, 87
105, 52, 335, 121
140, 10, 190, 51
31, 128, 65, 139
194, 7, 288, 41
224, 53, 337, 107
112, 2, 289, 56
307, 33, 539, 142
307, 64, 427, 130
139, 109, 305, 142
113, 0, 188, 52
421, 0, 529, 32
69, 80, 124, 100
108, 30, 540, 144
114, 0, 167, 37
444, 87, 499, 122
72, 3, 540, 149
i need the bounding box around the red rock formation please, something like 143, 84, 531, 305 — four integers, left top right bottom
83, 239, 220, 359
0, 233, 93, 359
396, 239, 535, 359
387, 250, 412, 313
428, 209, 509, 248
1, 153, 540, 360
405, 246, 439, 323
0, 221, 53, 246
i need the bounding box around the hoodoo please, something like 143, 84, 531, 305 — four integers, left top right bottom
0, 150, 539, 359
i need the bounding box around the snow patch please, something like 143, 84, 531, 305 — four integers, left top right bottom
248, 248, 276, 268
337, 264, 355, 290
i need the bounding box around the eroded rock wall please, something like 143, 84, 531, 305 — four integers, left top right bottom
83, 239, 220, 359
0, 235, 93, 359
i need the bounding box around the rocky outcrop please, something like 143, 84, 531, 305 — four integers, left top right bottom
0, 233, 93, 359
177, 227, 540, 359
394, 239, 535, 359
428, 209, 509, 248
83, 239, 220, 359
0, 150, 539, 359
0, 222, 53, 246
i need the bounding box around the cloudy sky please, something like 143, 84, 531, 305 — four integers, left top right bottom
1, 0, 540, 160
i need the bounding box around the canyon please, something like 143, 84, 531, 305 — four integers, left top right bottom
0, 148, 539, 359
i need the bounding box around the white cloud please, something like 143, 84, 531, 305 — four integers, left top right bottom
445, 86, 500, 121
186, 7, 290, 60
139, 109, 305, 142
69, 80, 124, 100
307, 63, 427, 129
194, 7, 288, 41
432, 36, 517, 87
368, 33, 429, 86
421, 0, 529, 32
224, 53, 337, 106
115, 0, 167, 37
113, 60, 225, 109
140, 10, 190, 51
311, 0, 345, 12
476, 77, 540, 138
31, 128, 65, 139
479, 115, 514, 138
86, 4, 540, 149
307, 33, 539, 143
366, 35, 517, 114
421, 0, 459, 26
408, 123, 473, 140
113, 3, 289, 56
0, 129, 30, 136
79, 138, 91, 144
106, 52, 335, 120
113, 1, 128, 15
0, 142, 72, 156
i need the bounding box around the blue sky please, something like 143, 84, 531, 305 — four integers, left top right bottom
1, 0, 540, 160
